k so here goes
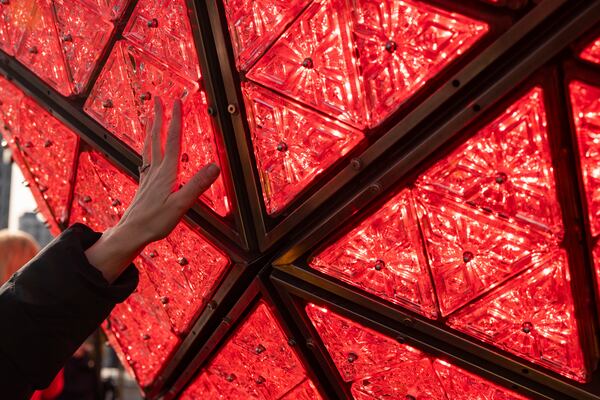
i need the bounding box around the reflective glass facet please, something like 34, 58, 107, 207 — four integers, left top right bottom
581, 35, 600, 65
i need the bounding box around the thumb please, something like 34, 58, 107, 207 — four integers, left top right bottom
175, 163, 221, 206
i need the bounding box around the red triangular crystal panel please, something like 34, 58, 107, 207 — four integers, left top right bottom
181, 302, 323, 400
79, 0, 129, 20
352, 0, 489, 127
415, 188, 547, 316
419, 88, 562, 238
0, 0, 36, 56
247, 0, 366, 128
221, 0, 310, 71
447, 250, 586, 382
243, 83, 364, 215
581, 35, 600, 65
85, 41, 230, 216
306, 303, 528, 399
310, 188, 438, 318
123, 0, 200, 80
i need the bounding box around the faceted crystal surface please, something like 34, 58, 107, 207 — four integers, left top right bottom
243, 83, 364, 214
306, 304, 528, 399
569, 81, 600, 237
0, 77, 78, 233
352, 0, 489, 126
85, 41, 230, 216
180, 302, 322, 400
447, 250, 586, 382
104, 260, 180, 389
581, 35, 600, 65
0, 0, 35, 55
247, 0, 366, 128
310, 189, 438, 318
415, 188, 547, 315
222, 0, 310, 70
80, 0, 129, 20
419, 88, 562, 238
124, 0, 200, 79
11, 0, 113, 96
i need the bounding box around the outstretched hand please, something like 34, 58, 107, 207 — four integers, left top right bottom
84, 97, 220, 283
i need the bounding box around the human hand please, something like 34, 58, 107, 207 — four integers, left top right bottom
85, 97, 220, 283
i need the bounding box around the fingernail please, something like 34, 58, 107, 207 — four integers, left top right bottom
206, 163, 220, 178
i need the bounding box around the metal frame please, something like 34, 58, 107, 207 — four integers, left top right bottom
202, 0, 593, 251
270, 269, 600, 400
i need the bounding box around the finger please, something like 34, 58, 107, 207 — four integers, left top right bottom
174, 163, 220, 208
151, 96, 164, 164
162, 98, 183, 174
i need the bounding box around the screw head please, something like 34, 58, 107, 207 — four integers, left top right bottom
306, 338, 316, 349
62, 33, 73, 42
462, 251, 474, 263
255, 344, 266, 354
28, 46, 38, 54
24, 141, 33, 148
227, 104, 237, 114
102, 99, 113, 108
385, 40, 397, 53
111, 199, 121, 207
149, 250, 158, 258
82, 195, 92, 203
160, 296, 169, 305
140, 92, 151, 101
405, 395, 416, 400
207, 300, 218, 310
495, 172, 508, 184
522, 321, 533, 334
225, 373, 236, 382
374, 259, 385, 271
178, 256, 189, 266
347, 352, 358, 363
255, 376, 265, 385
38, 184, 48, 193
147, 18, 159, 28
276, 142, 288, 152
207, 106, 216, 116
142, 334, 150, 340
350, 158, 362, 170
302, 57, 314, 69
181, 153, 189, 162
43, 139, 52, 148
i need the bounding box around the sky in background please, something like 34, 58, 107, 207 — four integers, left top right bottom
8, 165, 37, 230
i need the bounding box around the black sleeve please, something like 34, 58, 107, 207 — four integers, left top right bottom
0, 223, 138, 397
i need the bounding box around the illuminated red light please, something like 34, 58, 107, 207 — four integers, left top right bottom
222, 0, 310, 70
80, 0, 129, 20
448, 250, 586, 382
85, 41, 230, 216
580, 35, 600, 65
306, 303, 528, 399
6, 0, 113, 96
353, 0, 489, 126
310, 189, 438, 318
243, 83, 364, 214
181, 301, 322, 399
0, 77, 78, 234
124, 0, 201, 80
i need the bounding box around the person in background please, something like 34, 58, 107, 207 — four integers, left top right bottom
0, 230, 64, 400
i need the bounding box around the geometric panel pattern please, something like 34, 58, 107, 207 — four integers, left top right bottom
306, 303, 529, 399
309, 87, 588, 382
180, 301, 323, 400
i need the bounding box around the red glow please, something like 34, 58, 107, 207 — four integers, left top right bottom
124, 0, 200, 80
181, 302, 322, 399
310, 189, 438, 318
7, 0, 113, 96
243, 83, 364, 214
85, 41, 230, 216
448, 250, 586, 382
0, 77, 78, 234
306, 303, 528, 399
222, 0, 310, 70
353, 0, 489, 126
580, 36, 600, 65
0, 0, 34, 56
80, 0, 129, 20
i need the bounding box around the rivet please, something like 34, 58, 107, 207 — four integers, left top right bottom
62, 33, 73, 42
181, 153, 189, 162
347, 352, 358, 363
225, 373, 236, 382
462, 251, 474, 263
402, 317, 413, 326
522, 321, 533, 334
140, 92, 151, 101
43, 139, 52, 148
495, 172, 508, 184
111, 199, 121, 207
385, 40, 397, 53
350, 158, 362, 170
276, 142, 288, 152
255, 376, 265, 385
207, 106, 216, 116
38, 185, 48, 193
362, 379, 370, 386
302, 57, 314, 69
395, 335, 406, 344
160, 296, 169, 304
28, 46, 38, 54
102, 99, 113, 108
227, 104, 237, 114
306, 338, 316, 349
147, 18, 159, 28
142, 334, 150, 340
207, 300, 218, 310
255, 344, 266, 354
374, 259, 385, 271
369, 183, 382, 194
149, 250, 158, 258
82, 195, 92, 203
177, 256, 188, 266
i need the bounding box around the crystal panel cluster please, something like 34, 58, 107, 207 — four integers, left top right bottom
0, 0, 114, 96
310, 87, 588, 382
181, 301, 322, 399
223, 0, 490, 214
306, 303, 529, 399
0, 76, 78, 234
69, 150, 231, 386
85, 0, 231, 217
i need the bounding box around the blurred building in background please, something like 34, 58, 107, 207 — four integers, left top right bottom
19, 211, 53, 247
0, 146, 11, 229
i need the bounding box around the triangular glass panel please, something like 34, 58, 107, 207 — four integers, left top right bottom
580, 35, 600, 65
0, 0, 36, 56
247, 0, 366, 128
221, 0, 310, 71
352, 0, 488, 127
181, 301, 323, 399
243, 83, 364, 215
306, 303, 528, 399
123, 0, 200, 80
85, 41, 230, 216
447, 250, 587, 382
309, 188, 438, 318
